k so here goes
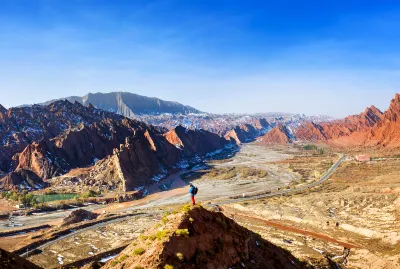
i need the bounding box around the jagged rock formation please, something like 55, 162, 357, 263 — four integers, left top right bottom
224, 124, 258, 145
14, 118, 156, 180
259, 124, 294, 145
254, 118, 273, 134
0, 169, 48, 191
31, 92, 201, 116
0, 247, 41, 269
296, 93, 400, 149
296, 105, 384, 142
0, 100, 231, 191
43, 132, 179, 192
49, 126, 230, 192
0, 100, 125, 173
165, 125, 230, 156
224, 119, 273, 145
103, 206, 307, 269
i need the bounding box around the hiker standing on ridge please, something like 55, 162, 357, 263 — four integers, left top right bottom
189, 183, 198, 205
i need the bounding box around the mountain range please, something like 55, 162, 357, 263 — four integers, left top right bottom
0, 100, 229, 191
296, 93, 400, 150
24, 92, 201, 116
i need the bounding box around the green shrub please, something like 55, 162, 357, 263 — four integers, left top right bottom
222, 170, 237, 180
176, 252, 185, 261
161, 216, 169, 224
180, 204, 191, 213
119, 254, 129, 262
156, 230, 168, 241
303, 144, 317, 150
139, 235, 148, 240
149, 234, 157, 241
258, 170, 268, 178
164, 265, 174, 269
133, 266, 144, 269
110, 260, 119, 266
133, 248, 145, 256
175, 229, 190, 237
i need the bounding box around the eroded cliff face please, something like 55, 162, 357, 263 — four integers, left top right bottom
165, 125, 230, 156
259, 124, 294, 145
0, 100, 126, 172
0, 168, 48, 191
0, 100, 232, 191
295, 94, 400, 150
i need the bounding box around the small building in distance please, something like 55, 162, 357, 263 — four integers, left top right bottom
355, 154, 370, 162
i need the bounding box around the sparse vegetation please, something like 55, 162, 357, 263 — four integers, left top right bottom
120, 254, 129, 262
303, 144, 325, 155
161, 216, 169, 224
156, 229, 169, 240
303, 144, 318, 150
133, 266, 144, 269
110, 260, 120, 266
1, 190, 38, 207
80, 190, 99, 199
175, 229, 190, 237
180, 204, 192, 213
205, 166, 268, 180
176, 252, 185, 261
133, 248, 145, 256
139, 235, 148, 240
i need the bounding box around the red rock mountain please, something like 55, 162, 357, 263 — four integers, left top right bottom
296, 93, 400, 149
0, 101, 232, 191
259, 124, 294, 145
0, 169, 48, 191
0, 100, 128, 173
165, 125, 231, 156
224, 123, 261, 145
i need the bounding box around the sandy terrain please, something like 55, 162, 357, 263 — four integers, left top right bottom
228, 157, 400, 269
27, 212, 160, 268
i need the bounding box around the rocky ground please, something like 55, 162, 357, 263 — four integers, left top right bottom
2, 143, 400, 268
226, 157, 400, 269
27, 211, 160, 268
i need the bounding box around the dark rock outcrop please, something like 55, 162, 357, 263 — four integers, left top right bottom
0, 169, 48, 191
165, 125, 231, 156
259, 124, 294, 145
62, 209, 99, 226
0, 247, 41, 269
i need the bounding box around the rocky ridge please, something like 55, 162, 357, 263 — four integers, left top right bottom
0, 101, 232, 191
103, 206, 307, 269
295, 93, 400, 150
30, 92, 201, 116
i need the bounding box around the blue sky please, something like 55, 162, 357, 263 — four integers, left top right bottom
1, 0, 400, 117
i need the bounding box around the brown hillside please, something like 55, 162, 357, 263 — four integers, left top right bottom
0, 247, 41, 269
103, 206, 307, 269
259, 124, 293, 145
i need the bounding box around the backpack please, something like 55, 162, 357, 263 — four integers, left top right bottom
194, 186, 198, 195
